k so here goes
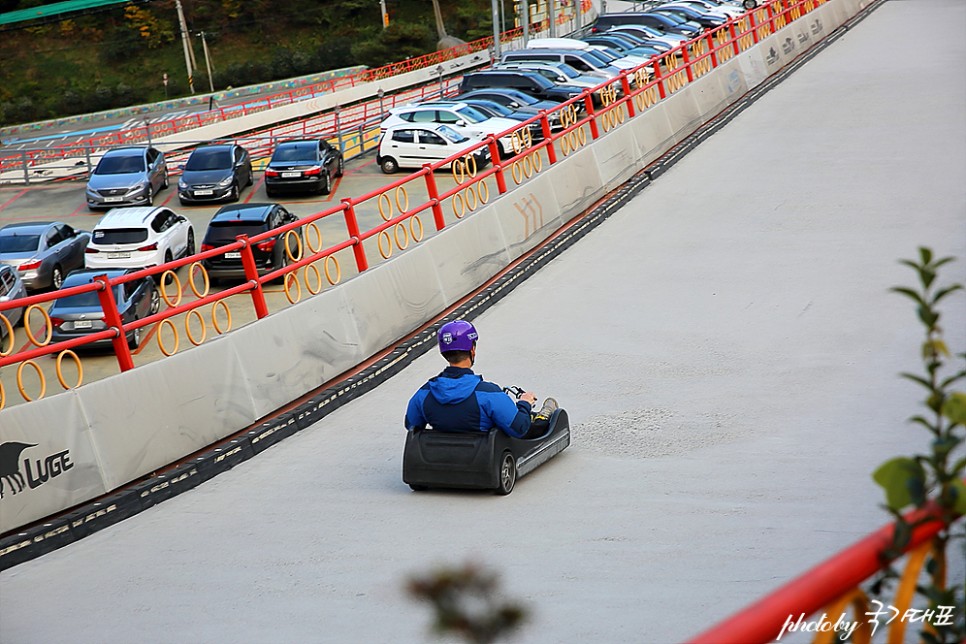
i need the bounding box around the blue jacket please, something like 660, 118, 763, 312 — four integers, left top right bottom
405, 366, 533, 438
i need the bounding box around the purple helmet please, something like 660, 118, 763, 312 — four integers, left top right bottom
438, 320, 478, 353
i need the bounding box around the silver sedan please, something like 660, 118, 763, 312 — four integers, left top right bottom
0, 221, 91, 290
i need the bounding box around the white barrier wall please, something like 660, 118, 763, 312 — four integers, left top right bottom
0, 0, 866, 533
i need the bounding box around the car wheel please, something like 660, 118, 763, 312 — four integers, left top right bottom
229, 181, 240, 202
128, 324, 141, 350
320, 171, 331, 195
335, 157, 345, 177
185, 229, 196, 257
145, 187, 154, 206
149, 286, 160, 314
495, 451, 516, 495
50, 265, 64, 290
164, 250, 173, 264
380, 157, 399, 174
162, 171, 169, 190
246, 166, 254, 187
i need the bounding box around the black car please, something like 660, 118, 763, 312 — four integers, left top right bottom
200, 203, 300, 282
264, 139, 344, 197
48, 268, 160, 350
459, 70, 586, 104
178, 143, 253, 205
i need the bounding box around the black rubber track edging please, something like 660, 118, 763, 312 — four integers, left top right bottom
0, 0, 888, 571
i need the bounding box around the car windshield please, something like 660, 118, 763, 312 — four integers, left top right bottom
0, 234, 40, 253
185, 150, 232, 171
272, 143, 316, 163
437, 125, 469, 143
95, 154, 145, 175
650, 11, 687, 24
454, 106, 488, 123
580, 51, 611, 66
92, 228, 148, 244
56, 286, 122, 308
555, 64, 581, 78
475, 102, 511, 116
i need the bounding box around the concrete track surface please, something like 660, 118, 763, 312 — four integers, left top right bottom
1, 1, 964, 642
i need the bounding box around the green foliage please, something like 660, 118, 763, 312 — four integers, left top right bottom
872, 247, 966, 642
407, 562, 528, 644
0, 0, 499, 125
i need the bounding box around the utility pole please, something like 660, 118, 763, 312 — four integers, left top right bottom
520, 0, 529, 46
175, 0, 194, 93
548, 0, 556, 37
200, 31, 215, 93
492, 0, 501, 59
379, 0, 389, 28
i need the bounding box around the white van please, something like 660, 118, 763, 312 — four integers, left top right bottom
376, 123, 490, 174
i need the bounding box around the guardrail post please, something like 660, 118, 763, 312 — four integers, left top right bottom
730, 20, 740, 56
422, 168, 448, 230
93, 274, 135, 372
683, 45, 694, 83
750, 8, 760, 43
237, 235, 269, 319
653, 60, 667, 100
620, 72, 635, 118
20, 151, 29, 185
708, 32, 718, 69
539, 114, 557, 165
485, 136, 507, 193
341, 198, 369, 272
584, 94, 599, 140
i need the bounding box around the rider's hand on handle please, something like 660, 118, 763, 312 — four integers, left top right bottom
519, 392, 537, 405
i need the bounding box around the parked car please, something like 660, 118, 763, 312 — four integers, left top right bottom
636, 11, 703, 37
500, 49, 624, 82
592, 11, 702, 38
456, 88, 565, 118
0, 264, 27, 338
459, 70, 587, 105
48, 268, 160, 349
649, 5, 727, 30
666, 0, 745, 19
493, 60, 615, 104
377, 123, 491, 174
607, 24, 690, 49
0, 221, 90, 291
381, 101, 525, 159
264, 139, 344, 197
178, 143, 253, 205
85, 207, 195, 271
85, 146, 168, 210
456, 98, 545, 132
199, 203, 300, 282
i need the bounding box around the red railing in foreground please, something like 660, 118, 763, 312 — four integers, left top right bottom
688, 500, 961, 643
1, 0, 825, 410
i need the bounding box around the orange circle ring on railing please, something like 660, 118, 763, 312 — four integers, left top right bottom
394, 222, 409, 251
160, 270, 183, 308
378, 192, 394, 222
55, 349, 83, 390
211, 300, 232, 335
512, 158, 525, 184
303, 264, 323, 295
188, 262, 210, 298
185, 309, 207, 346
409, 215, 425, 242
17, 359, 46, 402
452, 157, 467, 185
465, 185, 479, 212
23, 304, 52, 347
157, 318, 179, 356
478, 178, 491, 205
0, 313, 14, 356
324, 255, 341, 285
285, 229, 304, 263
0, 379, 5, 410
305, 222, 323, 254
378, 230, 393, 258
283, 271, 302, 305
452, 192, 467, 219
395, 185, 409, 214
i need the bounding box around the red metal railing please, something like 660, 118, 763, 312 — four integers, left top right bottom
688, 500, 961, 643
2, 0, 820, 411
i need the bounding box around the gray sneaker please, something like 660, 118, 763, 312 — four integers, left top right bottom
533, 397, 558, 421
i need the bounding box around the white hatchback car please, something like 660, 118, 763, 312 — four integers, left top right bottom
85, 207, 195, 271
376, 123, 491, 174
381, 102, 525, 159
